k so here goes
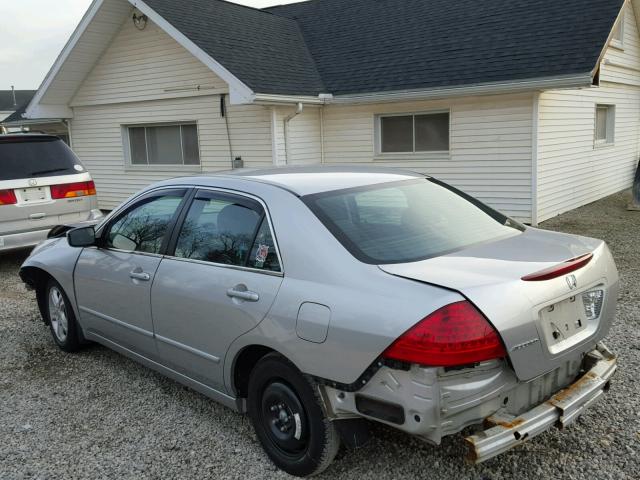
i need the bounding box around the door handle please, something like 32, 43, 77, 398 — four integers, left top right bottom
129, 271, 151, 281
226, 287, 259, 302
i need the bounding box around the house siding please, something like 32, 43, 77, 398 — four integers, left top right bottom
69, 16, 274, 209
321, 94, 534, 222
71, 17, 227, 107
537, 3, 640, 222
271, 106, 323, 165
72, 98, 274, 209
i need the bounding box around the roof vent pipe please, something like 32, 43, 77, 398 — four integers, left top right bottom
283, 102, 303, 165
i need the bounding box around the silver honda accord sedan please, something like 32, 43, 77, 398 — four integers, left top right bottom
20, 166, 618, 476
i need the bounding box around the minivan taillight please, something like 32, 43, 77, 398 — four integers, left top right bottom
50, 181, 96, 199
382, 301, 507, 367
0, 189, 17, 205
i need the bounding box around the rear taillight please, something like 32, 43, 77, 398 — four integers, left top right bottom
0, 189, 17, 205
521, 253, 593, 281
50, 181, 96, 199
382, 301, 507, 367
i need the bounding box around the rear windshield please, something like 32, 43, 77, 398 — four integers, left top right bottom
303, 178, 525, 264
0, 136, 85, 181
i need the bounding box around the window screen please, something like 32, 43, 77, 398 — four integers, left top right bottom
128, 124, 201, 166
595, 105, 615, 144
380, 113, 449, 153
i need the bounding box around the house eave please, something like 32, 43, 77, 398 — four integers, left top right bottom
252, 93, 329, 105
329, 73, 594, 105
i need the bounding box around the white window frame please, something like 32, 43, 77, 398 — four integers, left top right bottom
375, 110, 451, 155
611, 10, 625, 49
594, 104, 616, 147
122, 121, 202, 171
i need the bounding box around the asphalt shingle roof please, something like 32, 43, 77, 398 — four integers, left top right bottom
143, 0, 325, 95
0, 90, 36, 112
144, 0, 624, 96
266, 0, 625, 96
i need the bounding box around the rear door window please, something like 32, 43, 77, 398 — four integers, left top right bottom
174, 192, 263, 266
173, 191, 281, 272
0, 136, 85, 180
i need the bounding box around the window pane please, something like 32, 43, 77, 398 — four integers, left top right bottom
146, 125, 183, 165
181, 124, 200, 165
0, 137, 85, 181
248, 219, 281, 271
381, 115, 413, 152
129, 127, 147, 165
106, 194, 184, 254
596, 107, 608, 141
612, 21, 623, 42
306, 179, 524, 264
175, 196, 262, 266
415, 113, 449, 151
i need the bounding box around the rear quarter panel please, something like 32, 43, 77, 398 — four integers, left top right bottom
219, 179, 464, 392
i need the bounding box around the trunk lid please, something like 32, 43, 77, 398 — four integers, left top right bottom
380, 228, 619, 381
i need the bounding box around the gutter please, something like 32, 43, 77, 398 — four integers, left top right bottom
251, 73, 593, 107
283, 102, 303, 165
330, 73, 594, 105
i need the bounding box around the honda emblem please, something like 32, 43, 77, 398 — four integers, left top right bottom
566, 274, 578, 290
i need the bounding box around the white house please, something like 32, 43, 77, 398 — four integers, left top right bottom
21, 0, 640, 224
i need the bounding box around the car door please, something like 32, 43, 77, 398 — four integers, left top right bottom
74, 188, 189, 358
151, 189, 284, 391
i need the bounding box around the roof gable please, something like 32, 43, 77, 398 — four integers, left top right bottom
267, 0, 626, 96
142, 0, 325, 96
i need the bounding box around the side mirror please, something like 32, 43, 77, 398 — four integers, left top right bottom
67, 226, 96, 248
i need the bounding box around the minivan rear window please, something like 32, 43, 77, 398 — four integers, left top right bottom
0, 136, 85, 181
303, 178, 525, 264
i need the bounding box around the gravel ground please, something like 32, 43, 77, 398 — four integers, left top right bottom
1, 190, 639, 480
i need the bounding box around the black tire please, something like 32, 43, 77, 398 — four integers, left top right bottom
247, 353, 340, 477
44, 279, 81, 352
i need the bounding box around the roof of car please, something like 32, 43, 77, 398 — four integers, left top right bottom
170, 166, 425, 196
0, 133, 62, 142
162, 166, 425, 197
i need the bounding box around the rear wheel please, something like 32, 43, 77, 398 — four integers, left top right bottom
247, 353, 340, 477
45, 280, 81, 352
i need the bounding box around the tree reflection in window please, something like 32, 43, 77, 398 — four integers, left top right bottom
175, 198, 262, 266
106, 195, 184, 254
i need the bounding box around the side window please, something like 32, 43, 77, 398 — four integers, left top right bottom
248, 219, 281, 272
105, 193, 184, 254
175, 194, 263, 266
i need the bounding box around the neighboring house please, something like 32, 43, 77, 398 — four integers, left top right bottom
0, 89, 36, 123
20, 0, 639, 224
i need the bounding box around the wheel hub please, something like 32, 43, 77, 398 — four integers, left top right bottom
48, 287, 68, 342
261, 382, 307, 455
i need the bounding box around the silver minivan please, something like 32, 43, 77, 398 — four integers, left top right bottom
0, 134, 102, 252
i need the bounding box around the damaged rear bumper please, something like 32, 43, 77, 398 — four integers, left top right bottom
465, 343, 617, 463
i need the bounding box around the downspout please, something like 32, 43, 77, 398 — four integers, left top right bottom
531, 92, 540, 227
283, 102, 303, 165
320, 106, 325, 164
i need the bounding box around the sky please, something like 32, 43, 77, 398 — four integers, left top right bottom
0, 0, 302, 90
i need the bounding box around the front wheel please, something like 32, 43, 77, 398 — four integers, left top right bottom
247, 353, 340, 477
45, 279, 81, 352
